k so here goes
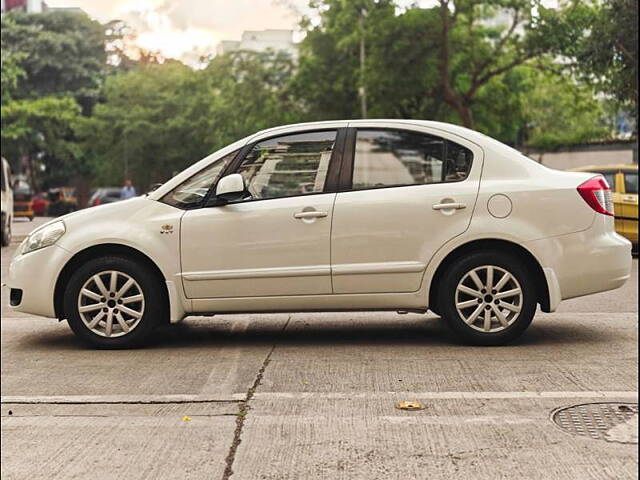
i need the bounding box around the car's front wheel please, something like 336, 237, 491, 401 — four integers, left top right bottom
439, 251, 537, 346
64, 256, 166, 348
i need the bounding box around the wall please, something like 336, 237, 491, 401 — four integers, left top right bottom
525, 142, 637, 170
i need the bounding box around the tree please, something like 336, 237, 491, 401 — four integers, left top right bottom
76, 51, 299, 191
1, 10, 108, 114
434, 0, 568, 128
203, 50, 301, 147
1, 49, 25, 106
520, 69, 609, 150
547, 0, 637, 116
1, 96, 83, 190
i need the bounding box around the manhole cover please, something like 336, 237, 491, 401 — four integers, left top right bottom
551, 402, 638, 444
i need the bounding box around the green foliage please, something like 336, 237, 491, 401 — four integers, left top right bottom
1, 49, 25, 105
1, 96, 83, 189
77, 51, 300, 190
1, 10, 107, 113
534, 0, 637, 116
520, 70, 609, 150
203, 51, 302, 146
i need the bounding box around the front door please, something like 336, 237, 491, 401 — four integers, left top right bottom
180, 130, 340, 298
330, 126, 482, 294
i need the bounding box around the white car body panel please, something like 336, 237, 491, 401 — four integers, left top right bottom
7, 120, 632, 326
180, 192, 336, 298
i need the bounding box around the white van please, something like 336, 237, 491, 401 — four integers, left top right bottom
1, 157, 13, 246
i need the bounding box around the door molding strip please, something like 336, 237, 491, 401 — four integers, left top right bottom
181, 265, 331, 281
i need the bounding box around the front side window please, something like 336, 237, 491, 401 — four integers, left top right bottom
351, 129, 472, 190
235, 130, 336, 201
162, 149, 237, 209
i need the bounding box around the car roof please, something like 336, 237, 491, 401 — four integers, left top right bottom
252, 119, 489, 144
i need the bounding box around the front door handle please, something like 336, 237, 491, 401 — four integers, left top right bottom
432, 202, 467, 210
294, 210, 328, 219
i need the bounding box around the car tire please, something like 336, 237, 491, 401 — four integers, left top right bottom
1, 214, 10, 247
64, 255, 167, 349
439, 251, 537, 346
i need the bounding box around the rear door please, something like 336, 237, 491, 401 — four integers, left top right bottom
330, 124, 482, 294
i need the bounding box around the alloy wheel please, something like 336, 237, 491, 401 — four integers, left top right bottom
455, 265, 523, 333
77, 270, 145, 338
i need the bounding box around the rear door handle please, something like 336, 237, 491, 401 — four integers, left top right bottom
432, 202, 467, 210
294, 211, 328, 219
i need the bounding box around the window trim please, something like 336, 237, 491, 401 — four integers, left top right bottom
337, 127, 474, 193
204, 127, 348, 206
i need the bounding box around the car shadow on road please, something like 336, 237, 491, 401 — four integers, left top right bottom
18, 316, 622, 351
146, 316, 621, 350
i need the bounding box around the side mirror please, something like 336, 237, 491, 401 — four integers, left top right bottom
148, 183, 163, 193
215, 173, 246, 203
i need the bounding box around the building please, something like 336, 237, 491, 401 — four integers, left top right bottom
1, 0, 84, 14
1, 0, 43, 13
216, 29, 296, 58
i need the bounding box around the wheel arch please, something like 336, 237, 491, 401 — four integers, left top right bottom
54, 243, 169, 321
428, 238, 551, 313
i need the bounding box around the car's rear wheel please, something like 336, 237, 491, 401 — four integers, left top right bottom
439, 251, 537, 346
64, 256, 166, 348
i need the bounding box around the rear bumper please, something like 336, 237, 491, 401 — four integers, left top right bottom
7, 244, 71, 318
526, 215, 632, 304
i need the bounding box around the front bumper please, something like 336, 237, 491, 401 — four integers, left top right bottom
7, 244, 72, 318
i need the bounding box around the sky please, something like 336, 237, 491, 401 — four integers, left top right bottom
45, 0, 308, 61
45, 0, 430, 62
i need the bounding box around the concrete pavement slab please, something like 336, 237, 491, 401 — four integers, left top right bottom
1, 315, 289, 397
230, 396, 638, 480
258, 312, 637, 394
1, 404, 237, 480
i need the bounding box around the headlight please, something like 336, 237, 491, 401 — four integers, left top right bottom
22, 221, 66, 254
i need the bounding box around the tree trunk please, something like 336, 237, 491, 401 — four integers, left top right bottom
459, 104, 474, 129
437, 2, 474, 130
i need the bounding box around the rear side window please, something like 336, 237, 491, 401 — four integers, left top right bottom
351, 129, 472, 190
624, 172, 638, 194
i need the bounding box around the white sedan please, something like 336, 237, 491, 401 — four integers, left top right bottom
7, 120, 632, 348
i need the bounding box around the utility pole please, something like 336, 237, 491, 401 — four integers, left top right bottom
123, 129, 128, 181
359, 8, 368, 119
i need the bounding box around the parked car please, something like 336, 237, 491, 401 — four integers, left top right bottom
569, 164, 638, 253
7, 120, 632, 348
31, 192, 49, 217
1, 157, 13, 246
89, 188, 123, 207
12, 177, 34, 221
46, 187, 77, 216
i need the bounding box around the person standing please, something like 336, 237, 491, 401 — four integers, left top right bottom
120, 179, 137, 200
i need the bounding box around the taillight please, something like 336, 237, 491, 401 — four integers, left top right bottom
577, 177, 614, 216
93, 198, 101, 206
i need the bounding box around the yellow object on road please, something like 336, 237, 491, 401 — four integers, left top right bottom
395, 401, 425, 411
